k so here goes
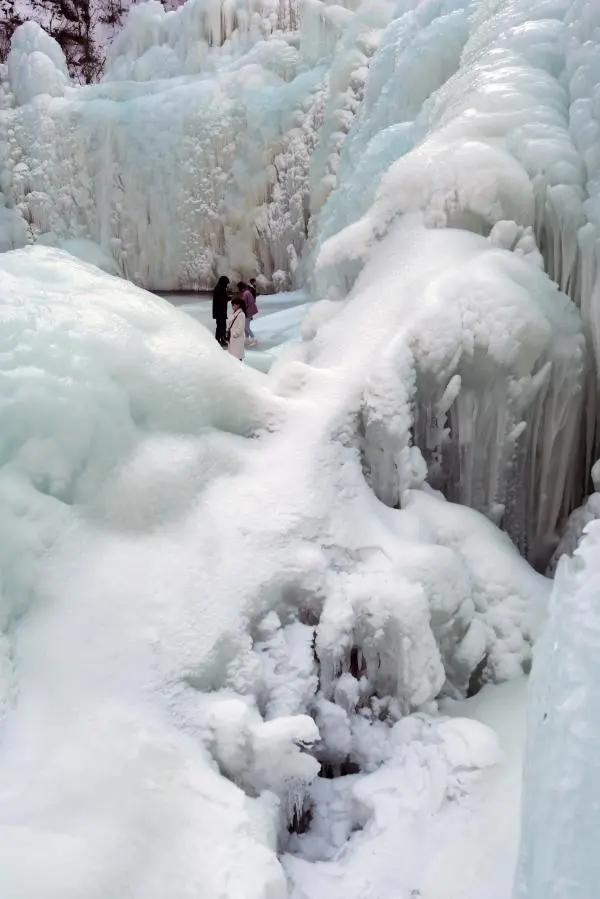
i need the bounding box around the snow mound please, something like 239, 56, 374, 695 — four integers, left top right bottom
56, 239, 123, 276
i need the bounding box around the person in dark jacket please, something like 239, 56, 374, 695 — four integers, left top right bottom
212, 276, 230, 347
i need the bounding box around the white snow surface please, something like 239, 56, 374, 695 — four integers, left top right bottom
285, 677, 528, 899
0, 246, 545, 898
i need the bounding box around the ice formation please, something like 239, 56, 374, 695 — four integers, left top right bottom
1, 0, 599, 555
0, 246, 547, 898
514, 521, 600, 899
2, 0, 600, 895
547, 458, 600, 573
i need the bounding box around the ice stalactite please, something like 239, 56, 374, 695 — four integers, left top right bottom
307, 0, 472, 265
303, 0, 600, 559
305, 0, 385, 221
1, 2, 333, 288
314, 209, 585, 560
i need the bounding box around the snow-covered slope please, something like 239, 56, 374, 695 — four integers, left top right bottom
0, 242, 546, 899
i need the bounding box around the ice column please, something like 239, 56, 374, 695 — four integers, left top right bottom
514, 521, 600, 899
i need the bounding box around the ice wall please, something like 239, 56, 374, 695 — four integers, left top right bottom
0, 0, 349, 288
2, 0, 600, 303
514, 519, 600, 899
306, 0, 600, 555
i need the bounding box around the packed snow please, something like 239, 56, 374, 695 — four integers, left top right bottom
1, 0, 600, 897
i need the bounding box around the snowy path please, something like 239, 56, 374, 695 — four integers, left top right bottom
159, 291, 308, 371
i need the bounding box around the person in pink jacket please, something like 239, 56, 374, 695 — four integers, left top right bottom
227, 296, 246, 360
238, 281, 258, 346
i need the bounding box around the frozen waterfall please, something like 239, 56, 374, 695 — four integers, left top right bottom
1, 0, 600, 897
1, 0, 599, 555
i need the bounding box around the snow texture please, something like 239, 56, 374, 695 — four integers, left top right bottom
0, 246, 547, 899
285, 678, 528, 899
1, 0, 596, 560
2, 0, 600, 895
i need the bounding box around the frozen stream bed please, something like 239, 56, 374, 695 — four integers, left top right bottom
158, 291, 310, 372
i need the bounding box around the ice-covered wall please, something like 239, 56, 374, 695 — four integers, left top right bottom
3, 0, 600, 309
0, 0, 347, 288
305, 0, 600, 555
514, 519, 600, 899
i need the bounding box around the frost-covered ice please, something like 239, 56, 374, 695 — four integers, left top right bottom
2, 0, 600, 896
286, 678, 528, 899
514, 521, 600, 899
0, 245, 546, 898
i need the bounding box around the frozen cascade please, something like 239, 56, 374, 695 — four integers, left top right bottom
0, 245, 550, 897
514, 520, 600, 899
2, 0, 599, 554
2, 0, 600, 894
